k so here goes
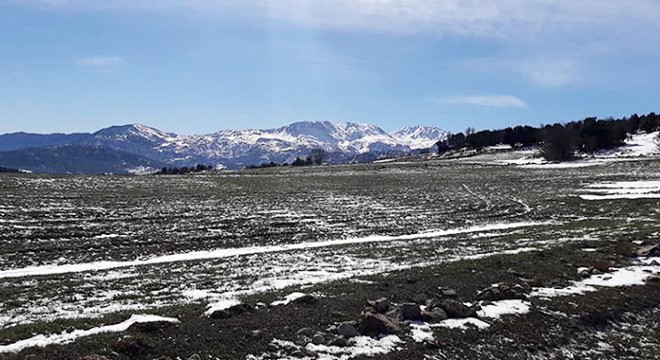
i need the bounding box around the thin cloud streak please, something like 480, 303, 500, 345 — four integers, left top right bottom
442, 95, 528, 109
10, 1, 660, 38
75, 56, 124, 68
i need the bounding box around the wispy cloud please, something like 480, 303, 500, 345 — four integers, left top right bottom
13, 1, 660, 38
442, 95, 528, 109
75, 56, 124, 68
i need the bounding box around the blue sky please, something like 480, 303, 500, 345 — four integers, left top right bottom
1, 1, 660, 135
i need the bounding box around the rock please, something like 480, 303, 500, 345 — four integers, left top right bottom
590, 268, 602, 275
400, 303, 422, 321
266, 343, 279, 352
187, 355, 201, 360
291, 349, 305, 358
421, 308, 448, 322
337, 322, 359, 338
438, 300, 477, 319
372, 298, 390, 313
292, 294, 318, 305
79, 356, 109, 360
357, 312, 401, 336
329, 335, 348, 347
637, 244, 659, 257
296, 327, 314, 338
578, 269, 591, 278
312, 332, 325, 345
127, 321, 177, 333
524, 278, 544, 288
507, 268, 525, 277
209, 303, 254, 319
647, 276, 660, 285
441, 289, 458, 298
592, 261, 612, 273
476, 282, 528, 301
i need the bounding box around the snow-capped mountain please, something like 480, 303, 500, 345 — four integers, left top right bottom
0, 121, 447, 172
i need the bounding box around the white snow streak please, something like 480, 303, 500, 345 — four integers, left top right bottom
0, 314, 179, 354
0, 221, 550, 279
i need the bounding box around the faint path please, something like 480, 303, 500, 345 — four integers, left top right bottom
461, 184, 494, 210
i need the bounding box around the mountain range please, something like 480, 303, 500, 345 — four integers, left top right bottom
0, 121, 447, 174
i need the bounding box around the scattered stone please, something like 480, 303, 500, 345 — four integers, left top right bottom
127, 320, 177, 333
296, 327, 314, 338
357, 312, 401, 336
523, 278, 544, 287
312, 332, 326, 345
638, 244, 659, 257
187, 355, 201, 360
337, 322, 359, 338
592, 261, 612, 273
329, 335, 349, 347
400, 303, 422, 321
647, 276, 660, 285
578, 269, 591, 278
421, 307, 448, 322
590, 268, 602, 275
441, 289, 458, 298
507, 268, 525, 277
438, 300, 477, 319
292, 294, 318, 305
209, 303, 254, 319
291, 349, 305, 358
476, 282, 528, 301
266, 343, 279, 352
372, 298, 390, 313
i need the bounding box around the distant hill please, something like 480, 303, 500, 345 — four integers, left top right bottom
0, 122, 448, 173
0, 145, 165, 174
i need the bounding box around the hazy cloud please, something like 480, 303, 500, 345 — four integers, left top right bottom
442, 95, 528, 108
10, 1, 660, 38
75, 56, 124, 68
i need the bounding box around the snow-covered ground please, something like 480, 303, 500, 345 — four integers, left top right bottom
459, 131, 659, 168
0, 314, 178, 354
579, 180, 660, 200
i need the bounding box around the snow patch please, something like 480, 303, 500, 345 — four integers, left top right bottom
270, 292, 308, 306
0, 221, 551, 280
476, 299, 531, 319
0, 314, 178, 354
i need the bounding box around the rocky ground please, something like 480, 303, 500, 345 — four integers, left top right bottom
5, 239, 658, 360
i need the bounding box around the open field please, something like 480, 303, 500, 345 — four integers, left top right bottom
1, 159, 659, 359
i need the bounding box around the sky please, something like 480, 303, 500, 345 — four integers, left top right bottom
1, 0, 660, 135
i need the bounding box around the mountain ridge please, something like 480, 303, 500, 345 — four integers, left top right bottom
0, 121, 448, 173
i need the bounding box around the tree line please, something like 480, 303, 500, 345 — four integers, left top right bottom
436, 112, 660, 161
156, 164, 214, 175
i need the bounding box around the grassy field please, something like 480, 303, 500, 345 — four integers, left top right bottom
0, 158, 659, 359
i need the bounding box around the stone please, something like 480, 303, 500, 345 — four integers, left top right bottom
373, 298, 390, 313
441, 289, 458, 298
292, 294, 318, 305
329, 335, 349, 347
477, 282, 529, 301
421, 308, 448, 322
592, 261, 612, 273
357, 312, 401, 336
400, 303, 422, 321
187, 355, 201, 360
312, 332, 325, 345
438, 300, 477, 319
209, 303, 254, 319
296, 327, 314, 338
291, 350, 305, 358
637, 244, 659, 257
337, 322, 359, 338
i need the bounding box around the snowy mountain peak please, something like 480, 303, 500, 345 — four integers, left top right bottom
93, 124, 174, 142
390, 125, 448, 149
